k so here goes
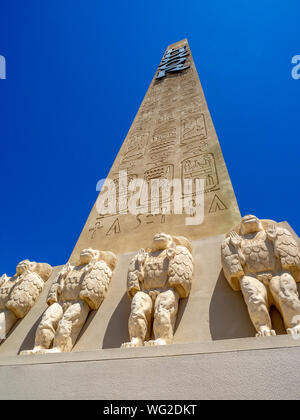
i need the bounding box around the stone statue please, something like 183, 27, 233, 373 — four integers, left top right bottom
221, 215, 300, 337
21, 248, 116, 354
0, 260, 52, 339
122, 233, 193, 348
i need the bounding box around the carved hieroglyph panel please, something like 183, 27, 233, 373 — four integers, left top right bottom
141, 164, 174, 212
147, 123, 177, 165
181, 153, 219, 194
108, 173, 138, 215
119, 131, 149, 169
180, 113, 207, 145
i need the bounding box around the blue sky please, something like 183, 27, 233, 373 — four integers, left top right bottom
0, 0, 299, 275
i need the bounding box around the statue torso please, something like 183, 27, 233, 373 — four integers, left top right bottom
142, 250, 170, 290
60, 266, 85, 302
241, 232, 277, 274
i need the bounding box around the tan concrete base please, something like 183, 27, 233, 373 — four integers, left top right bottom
1, 337, 300, 399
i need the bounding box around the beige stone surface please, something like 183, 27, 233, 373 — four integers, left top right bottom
2, 338, 300, 399
222, 216, 300, 337
122, 233, 193, 348
21, 249, 116, 354
69, 39, 241, 263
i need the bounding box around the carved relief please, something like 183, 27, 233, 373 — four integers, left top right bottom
21, 249, 117, 354
89, 216, 105, 239
122, 233, 193, 347
135, 212, 167, 229
141, 164, 174, 213
144, 164, 174, 186
106, 218, 121, 236
156, 108, 177, 124
120, 131, 149, 168
160, 95, 179, 110
0, 261, 52, 340
135, 110, 154, 124
110, 173, 137, 214
221, 215, 300, 337
180, 113, 207, 145
140, 100, 159, 113
182, 140, 208, 156
209, 194, 227, 213
181, 153, 218, 194
147, 123, 177, 164
180, 96, 203, 115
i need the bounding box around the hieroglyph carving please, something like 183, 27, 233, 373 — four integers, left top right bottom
0, 260, 52, 339
122, 233, 193, 348
21, 249, 116, 354
181, 153, 218, 194
180, 113, 207, 145
221, 215, 300, 337
148, 123, 177, 164
119, 131, 149, 169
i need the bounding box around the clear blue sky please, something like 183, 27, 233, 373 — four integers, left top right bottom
0, 0, 299, 275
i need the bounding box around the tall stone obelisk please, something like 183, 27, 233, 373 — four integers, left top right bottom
70, 39, 240, 262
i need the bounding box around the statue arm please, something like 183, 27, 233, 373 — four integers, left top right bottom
221, 237, 245, 291
275, 227, 300, 282
127, 249, 147, 299
79, 261, 113, 310
46, 264, 72, 305
47, 282, 61, 305
168, 246, 193, 299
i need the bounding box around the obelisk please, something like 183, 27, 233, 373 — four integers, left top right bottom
70, 39, 240, 262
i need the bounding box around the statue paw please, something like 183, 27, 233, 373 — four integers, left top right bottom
42, 347, 62, 354
256, 328, 276, 337
20, 347, 48, 355
121, 338, 144, 348
287, 326, 300, 338
144, 339, 168, 346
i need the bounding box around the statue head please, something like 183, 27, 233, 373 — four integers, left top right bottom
152, 233, 173, 251
240, 215, 264, 235
16, 260, 34, 275
79, 249, 100, 265
99, 251, 117, 271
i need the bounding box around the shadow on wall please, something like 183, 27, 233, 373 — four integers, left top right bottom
102, 292, 190, 348
103, 293, 132, 349
174, 295, 189, 335
75, 310, 98, 346
18, 314, 43, 354
0, 318, 21, 348
209, 270, 287, 340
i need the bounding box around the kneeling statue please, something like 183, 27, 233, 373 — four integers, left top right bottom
221, 215, 300, 337
122, 233, 193, 348
21, 248, 116, 354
